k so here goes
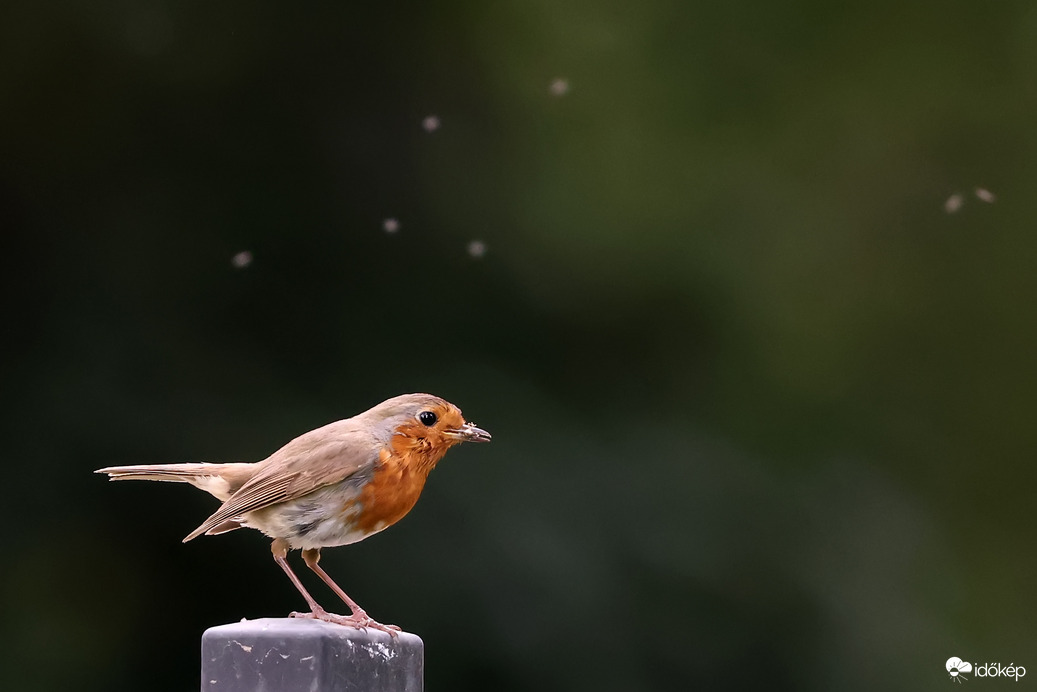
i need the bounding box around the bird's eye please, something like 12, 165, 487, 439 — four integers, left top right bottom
418, 411, 438, 426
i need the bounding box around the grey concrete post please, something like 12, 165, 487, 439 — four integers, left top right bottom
201, 618, 423, 692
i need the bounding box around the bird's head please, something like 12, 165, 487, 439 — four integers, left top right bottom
363, 393, 491, 470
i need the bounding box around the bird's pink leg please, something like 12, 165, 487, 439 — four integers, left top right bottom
271, 539, 337, 622
300, 548, 400, 635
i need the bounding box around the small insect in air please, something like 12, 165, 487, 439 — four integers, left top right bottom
974, 187, 996, 203
422, 115, 440, 133
231, 251, 253, 269
549, 78, 570, 96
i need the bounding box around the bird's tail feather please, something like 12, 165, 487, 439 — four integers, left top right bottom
95, 462, 255, 501
96, 462, 224, 481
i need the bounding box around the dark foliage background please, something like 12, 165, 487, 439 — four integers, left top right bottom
3, 2, 1036, 690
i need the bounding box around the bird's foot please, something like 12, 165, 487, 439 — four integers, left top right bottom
291, 607, 401, 636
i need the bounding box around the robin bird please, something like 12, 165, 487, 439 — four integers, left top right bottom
96, 393, 490, 634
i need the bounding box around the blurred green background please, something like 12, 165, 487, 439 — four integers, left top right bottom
3, 1, 1036, 690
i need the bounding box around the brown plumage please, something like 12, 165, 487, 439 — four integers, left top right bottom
96, 393, 490, 633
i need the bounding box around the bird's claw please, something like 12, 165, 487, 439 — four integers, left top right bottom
291, 608, 400, 636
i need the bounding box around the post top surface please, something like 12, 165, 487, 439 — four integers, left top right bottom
203, 617, 423, 647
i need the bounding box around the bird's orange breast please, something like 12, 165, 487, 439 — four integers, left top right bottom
347, 447, 432, 535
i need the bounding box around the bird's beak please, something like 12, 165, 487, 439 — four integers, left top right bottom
446, 422, 492, 443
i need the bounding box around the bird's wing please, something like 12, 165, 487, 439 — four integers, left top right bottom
183, 421, 383, 542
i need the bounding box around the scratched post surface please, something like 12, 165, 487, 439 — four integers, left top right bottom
201, 618, 423, 692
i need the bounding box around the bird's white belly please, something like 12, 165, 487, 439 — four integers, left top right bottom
241, 482, 374, 550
